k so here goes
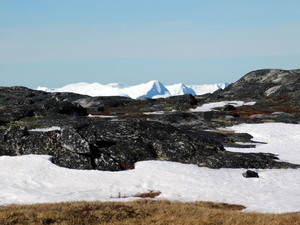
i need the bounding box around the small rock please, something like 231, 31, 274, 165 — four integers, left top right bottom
223, 104, 237, 111
243, 170, 259, 178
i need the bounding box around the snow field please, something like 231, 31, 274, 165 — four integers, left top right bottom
0, 123, 299, 213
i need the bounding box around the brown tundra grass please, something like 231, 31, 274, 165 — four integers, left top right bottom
0, 200, 299, 225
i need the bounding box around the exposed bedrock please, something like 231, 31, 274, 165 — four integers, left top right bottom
0, 122, 298, 170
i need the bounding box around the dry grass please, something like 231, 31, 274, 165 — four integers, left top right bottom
110, 190, 161, 199
133, 191, 162, 198
0, 200, 299, 225
210, 129, 236, 135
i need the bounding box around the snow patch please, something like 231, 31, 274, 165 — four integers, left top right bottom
29, 126, 61, 132
225, 123, 300, 164
143, 111, 165, 115
190, 101, 255, 112
87, 114, 117, 118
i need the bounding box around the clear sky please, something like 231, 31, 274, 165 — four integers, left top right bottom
0, 0, 300, 88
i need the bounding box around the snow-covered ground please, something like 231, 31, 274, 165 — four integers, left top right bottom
223, 123, 300, 165
37, 81, 228, 99
190, 101, 256, 112
0, 123, 300, 213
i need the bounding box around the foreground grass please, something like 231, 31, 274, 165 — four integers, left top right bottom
0, 200, 299, 225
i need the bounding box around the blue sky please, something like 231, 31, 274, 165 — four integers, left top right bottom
0, 0, 299, 88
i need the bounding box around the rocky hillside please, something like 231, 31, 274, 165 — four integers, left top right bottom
213, 69, 300, 99
0, 69, 299, 171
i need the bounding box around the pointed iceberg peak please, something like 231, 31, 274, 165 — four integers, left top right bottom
166, 83, 196, 96
131, 80, 170, 99
145, 80, 168, 94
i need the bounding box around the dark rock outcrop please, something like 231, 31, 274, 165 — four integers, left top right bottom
0, 121, 298, 170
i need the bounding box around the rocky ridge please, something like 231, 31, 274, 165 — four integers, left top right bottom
0, 69, 299, 170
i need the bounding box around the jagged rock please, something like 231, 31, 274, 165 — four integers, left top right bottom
243, 170, 259, 178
